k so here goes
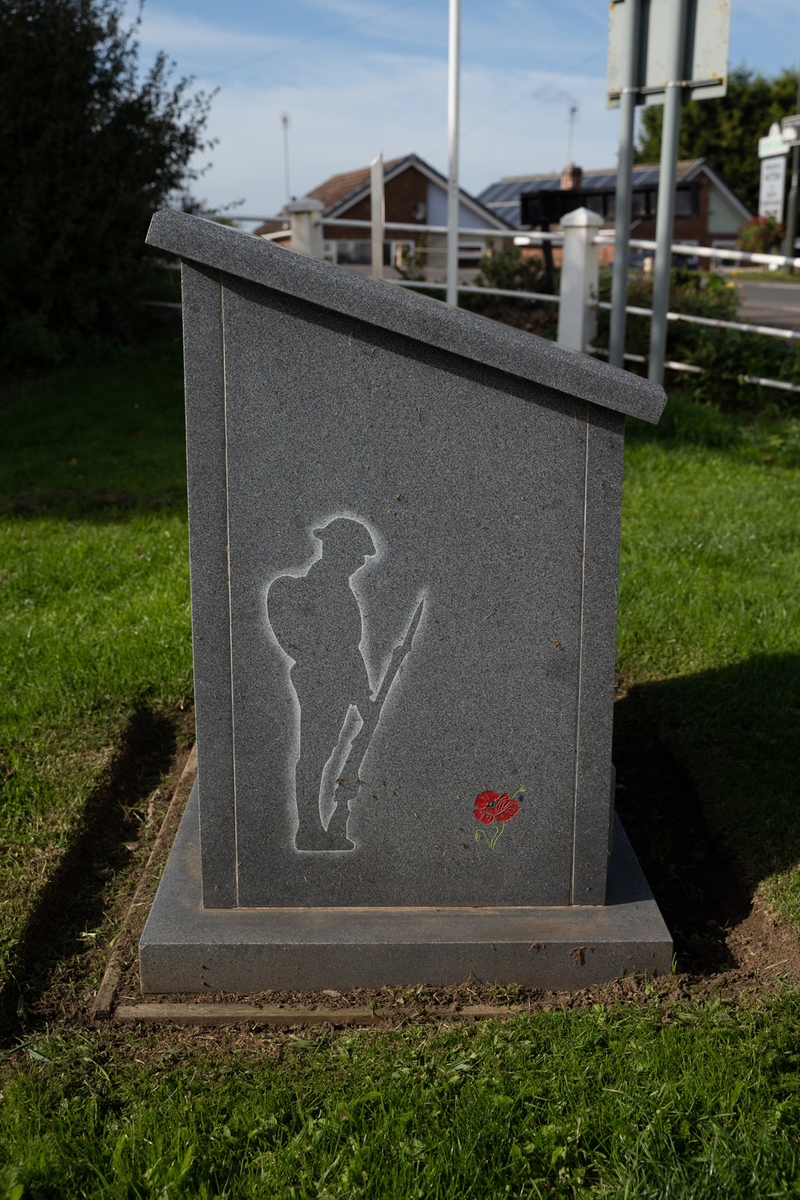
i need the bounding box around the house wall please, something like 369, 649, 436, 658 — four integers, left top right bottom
626, 172, 744, 248
425, 184, 497, 230
707, 184, 747, 236
322, 165, 430, 241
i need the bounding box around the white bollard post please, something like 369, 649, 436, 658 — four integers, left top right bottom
556, 207, 603, 353
288, 197, 324, 258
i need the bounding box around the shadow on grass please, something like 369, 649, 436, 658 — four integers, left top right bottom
0, 488, 187, 520
0, 706, 177, 1037
614, 651, 800, 971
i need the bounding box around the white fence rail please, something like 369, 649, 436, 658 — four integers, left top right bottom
596, 235, 800, 271
200, 202, 800, 397
595, 300, 797, 341
390, 280, 560, 304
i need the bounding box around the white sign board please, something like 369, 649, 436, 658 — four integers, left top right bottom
781, 113, 800, 150
759, 122, 789, 160
759, 155, 787, 221
607, 0, 731, 109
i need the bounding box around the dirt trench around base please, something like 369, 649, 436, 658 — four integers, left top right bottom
3, 687, 800, 1061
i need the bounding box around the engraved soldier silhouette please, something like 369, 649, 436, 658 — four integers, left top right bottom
267, 518, 376, 851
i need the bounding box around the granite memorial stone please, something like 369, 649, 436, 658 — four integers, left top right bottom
140, 209, 672, 993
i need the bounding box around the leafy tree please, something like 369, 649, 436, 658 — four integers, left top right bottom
635, 66, 799, 213
0, 0, 213, 365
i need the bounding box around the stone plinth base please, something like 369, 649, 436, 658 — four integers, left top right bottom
139, 784, 672, 995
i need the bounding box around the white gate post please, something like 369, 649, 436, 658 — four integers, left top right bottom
370, 153, 385, 281
556, 207, 603, 352
288, 197, 324, 258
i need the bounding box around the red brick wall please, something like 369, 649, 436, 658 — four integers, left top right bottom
323, 166, 430, 241
630, 173, 713, 247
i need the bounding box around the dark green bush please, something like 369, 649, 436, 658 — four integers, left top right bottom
595, 269, 800, 410
459, 242, 558, 338
0, 0, 212, 369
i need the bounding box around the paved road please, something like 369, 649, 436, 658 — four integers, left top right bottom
736, 280, 800, 331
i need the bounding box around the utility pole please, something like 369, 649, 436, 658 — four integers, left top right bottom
446, 0, 461, 308
282, 113, 291, 210
566, 104, 578, 164
648, 0, 689, 386
609, 0, 640, 368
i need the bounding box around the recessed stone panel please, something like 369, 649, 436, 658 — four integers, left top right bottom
140, 211, 670, 991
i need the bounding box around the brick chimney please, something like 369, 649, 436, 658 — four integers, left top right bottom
561, 164, 582, 191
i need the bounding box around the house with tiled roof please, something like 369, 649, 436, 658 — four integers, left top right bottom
478, 158, 752, 262
256, 153, 515, 276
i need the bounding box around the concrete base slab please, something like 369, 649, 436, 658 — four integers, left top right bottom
139, 783, 672, 994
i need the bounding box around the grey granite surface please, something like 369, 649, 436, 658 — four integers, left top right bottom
139, 782, 672, 993
183, 271, 629, 909
140, 207, 670, 999
146, 209, 666, 424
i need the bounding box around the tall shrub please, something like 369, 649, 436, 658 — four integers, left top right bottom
0, 0, 213, 363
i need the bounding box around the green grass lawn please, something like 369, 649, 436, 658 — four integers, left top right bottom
3, 995, 800, 1199
727, 269, 800, 283
1, 345, 799, 1196
619, 396, 800, 922
0, 342, 192, 990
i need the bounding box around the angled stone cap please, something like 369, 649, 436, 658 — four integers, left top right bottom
146, 208, 666, 424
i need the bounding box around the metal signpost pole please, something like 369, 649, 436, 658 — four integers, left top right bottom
786, 146, 799, 272
609, 0, 641, 368
648, 0, 689, 385
784, 76, 800, 272
446, 0, 461, 308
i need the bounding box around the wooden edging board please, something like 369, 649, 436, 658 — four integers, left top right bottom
114, 1003, 529, 1028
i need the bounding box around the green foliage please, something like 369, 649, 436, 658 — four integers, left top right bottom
472, 241, 554, 296
635, 66, 799, 212
738, 215, 784, 253
0, 343, 191, 987
3, 1002, 800, 1196
0, 347, 800, 1198
0, 0, 212, 366
596, 268, 800, 408
620, 396, 800, 907
457, 242, 559, 338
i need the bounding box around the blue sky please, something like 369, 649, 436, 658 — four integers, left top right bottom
130, 0, 800, 219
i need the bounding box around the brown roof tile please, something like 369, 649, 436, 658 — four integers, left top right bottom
307, 158, 404, 211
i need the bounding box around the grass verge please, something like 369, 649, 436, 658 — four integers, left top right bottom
0, 341, 192, 996
1, 351, 799, 1195
619, 392, 800, 925
2, 995, 800, 1197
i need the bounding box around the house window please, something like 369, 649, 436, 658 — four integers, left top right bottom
334, 241, 372, 265
710, 239, 737, 269
384, 241, 416, 268
675, 184, 700, 220
522, 182, 698, 228
674, 239, 699, 269
457, 241, 486, 268
328, 240, 416, 268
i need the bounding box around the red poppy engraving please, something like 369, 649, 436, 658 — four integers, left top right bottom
473, 785, 525, 849
474, 791, 499, 824
495, 794, 521, 822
